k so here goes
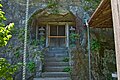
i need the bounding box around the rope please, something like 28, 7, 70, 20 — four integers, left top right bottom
23, 0, 29, 80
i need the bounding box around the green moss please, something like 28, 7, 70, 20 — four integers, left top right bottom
27, 61, 35, 73
63, 57, 69, 62
63, 67, 72, 73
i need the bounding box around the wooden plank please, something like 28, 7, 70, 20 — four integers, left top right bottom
38, 22, 75, 26
92, 17, 112, 27
111, 0, 120, 79
91, 11, 112, 27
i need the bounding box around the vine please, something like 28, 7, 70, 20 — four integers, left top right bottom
0, 4, 21, 80
91, 38, 116, 79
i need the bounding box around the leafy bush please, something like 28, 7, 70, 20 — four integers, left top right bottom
0, 58, 21, 80
91, 38, 116, 79
63, 57, 69, 62
0, 4, 20, 80
91, 39, 100, 52
30, 40, 39, 46
0, 4, 14, 47
70, 33, 79, 42
82, 0, 101, 11
102, 50, 116, 79
70, 33, 79, 47
63, 67, 72, 73
27, 61, 35, 73
40, 36, 45, 46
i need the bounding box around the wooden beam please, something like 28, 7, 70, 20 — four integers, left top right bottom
111, 0, 120, 79
38, 22, 75, 25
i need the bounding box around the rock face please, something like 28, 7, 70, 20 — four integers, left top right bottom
2, 0, 40, 28
0, 0, 115, 80
1, 0, 85, 28
0, 1, 85, 80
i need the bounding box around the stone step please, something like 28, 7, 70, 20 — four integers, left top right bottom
45, 57, 64, 62
44, 66, 67, 72
42, 72, 70, 77
45, 53, 68, 57
34, 77, 71, 80
47, 50, 68, 53
45, 62, 69, 67
47, 51, 67, 54
48, 50, 66, 52
49, 48, 67, 51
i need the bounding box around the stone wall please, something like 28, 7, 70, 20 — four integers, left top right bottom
1, 0, 85, 79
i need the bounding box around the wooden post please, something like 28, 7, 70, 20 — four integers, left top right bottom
36, 26, 38, 40
46, 24, 49, 47
66, 23, 69, 48
111, 0, 120, 79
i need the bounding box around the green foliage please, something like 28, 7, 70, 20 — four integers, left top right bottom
70, 33, 79, 42
91, 49, 116, 79
30, 40, 39, 46
71, 48, 89, 80
27, 61, 35, 73
0, 23, 14, 47
14, 51, 20, 58
0, 4, 19, 80
47, 0, 59, 14
30, 36, 45, 46
17, 28, 24, 41
63, 67, 72, 73
91, 39, 101, 52
47, 0, 57, 8
63, 57, 69, 62
70, 33, 79, 47
0, 4, 14, 47
82, 0, 101, 11
102, 50, 116, 79
0, 58, 21, 80
0, 4, 6, 24
91, 37, 116, 79
40, 36, 45, 46
39, 51, 44, 62
33, 50, 44, 63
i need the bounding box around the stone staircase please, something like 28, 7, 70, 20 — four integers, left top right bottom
34, 48, 71, 80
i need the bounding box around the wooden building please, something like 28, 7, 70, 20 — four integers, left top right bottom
29, 8, 78, 48
88, 0, 120, 79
